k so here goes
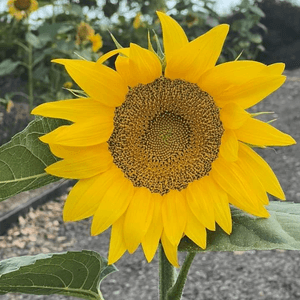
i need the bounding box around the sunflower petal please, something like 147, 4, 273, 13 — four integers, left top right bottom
198, 61, 267, 97
165, 24, 229, 82
115, 55, 133, 87
123, 187, 155, 254
186, 180, 215, 230
52, 59, 128, 107
207, 177, 232, 234
39, 126, 69, 144
45, 143, 113, 179
211, 157, 269, 217
156, 11, 188, 64
162, 190, 187, 246
215, 75, 286, 109
43, 116, 114, 147
235, 117, 296, 146
128, 43, 162, 86
236, 155, 269, 205
142, 194, 163, 262
184, 205, 207, 249
91, 176, 134, 236
219, 129, 239, 162
108, 215, 127, 265
239, 143, 285, 199
63, 166, 122, 221
220, 102, 250, 129
161, 231, 179, 267
31, 98, 114, 122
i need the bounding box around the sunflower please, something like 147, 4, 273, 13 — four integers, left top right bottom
7, 0, 38, 20
32, 12, 296, 267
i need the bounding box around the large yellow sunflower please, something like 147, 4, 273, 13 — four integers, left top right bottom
7, 0, 38, 20
32, 12, 296, 267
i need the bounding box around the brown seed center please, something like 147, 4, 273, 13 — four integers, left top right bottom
108, 77, 223, 195
14, 0, 31, 10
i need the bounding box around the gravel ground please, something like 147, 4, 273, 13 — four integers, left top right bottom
1, 68, 300, 300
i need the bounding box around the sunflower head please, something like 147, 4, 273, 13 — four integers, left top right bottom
7, 0, 38, 20
75, 21, 95, 45
32, 12, 296, 267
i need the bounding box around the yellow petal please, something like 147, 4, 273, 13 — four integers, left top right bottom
186, 180, 215, 231
219, 129, 239, 162
207, 177, 232, 234
123, 187, 155, 254
220, 102, 250, 129
128, 43, 162, 86
108, 215, 127, 265
238, 142, 285, 199
215, 75, 286, 109
31, 98, 114, 122
91, 176, 134, 236
262, 62, 285, 75
198, 61, 267, 97
44, 116, 114, 147
235, 117, 296, 146
161, 231, 179, 267
236, 156, 269, 205
165, 24, 229, 82
63, 166, 122, 221
161, 190, 187, 246
115, 55, 134, 87
96, 47, 130, 65
184, 205, 207, 249
211, 157, 269, 217
156, 11, 188, 64
45, 143, 113, 179
142, 194, 163, 262
39, 126, 69, 144
52, 59, 128, 107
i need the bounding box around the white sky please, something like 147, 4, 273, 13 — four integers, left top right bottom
1, 0, 300, 20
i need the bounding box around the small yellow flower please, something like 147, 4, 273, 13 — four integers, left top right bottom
133, 12, 142, 29
6, 100, 14, 113
63, 81, 73, 89
89, 33, 103, 53
32, 12, 296, 267
75, 21, 95, 45
7, 0, 38, 20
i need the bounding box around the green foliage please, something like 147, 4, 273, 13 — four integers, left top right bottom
0, 250, 117, 300
179, 202, 300, 252
0, 116, 69, 201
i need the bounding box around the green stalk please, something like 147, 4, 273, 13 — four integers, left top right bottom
166, 252, 196, 300
27, 42, 33, 110
159, 244, 176, 300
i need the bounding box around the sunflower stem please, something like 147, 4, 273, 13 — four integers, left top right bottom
166, 252, 196, 300
159, 244, 176, 300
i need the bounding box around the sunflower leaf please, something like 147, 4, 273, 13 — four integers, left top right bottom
0, 250, 117, 300
0, 116, 70, 202
179, 201, 300, 252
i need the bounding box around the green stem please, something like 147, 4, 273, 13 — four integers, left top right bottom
28, 42, 33, 110
166, 252, 196, 300
159, 244, 176, 300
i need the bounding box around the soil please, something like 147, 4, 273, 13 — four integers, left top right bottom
0, 68, 300, 300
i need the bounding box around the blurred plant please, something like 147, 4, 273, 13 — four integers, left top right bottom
7, 0, 38, 21
221, 0, 266, 61
133, 12, 142, 29
75, 21, 103, 52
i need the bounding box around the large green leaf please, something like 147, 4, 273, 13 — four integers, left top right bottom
0, 116, 69, 201
0, 250, 117, 300
179, 201, 300, 252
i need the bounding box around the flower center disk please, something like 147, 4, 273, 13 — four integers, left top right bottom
14, 0, 31, 10
108, 77, 224, 195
